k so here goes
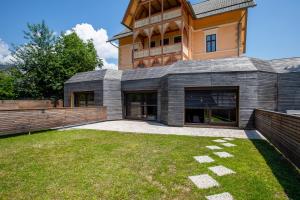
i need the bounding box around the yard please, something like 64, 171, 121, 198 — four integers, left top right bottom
0, 130, 299, 200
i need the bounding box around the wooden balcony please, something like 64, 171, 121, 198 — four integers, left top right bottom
134, 8, 181, 28
150, 47, 162, 56
134, 43, 182, 59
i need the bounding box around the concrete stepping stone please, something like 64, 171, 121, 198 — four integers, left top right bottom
213, 139, 227, 143
223, 138, 235, 141
206, 192, 234, 200
221, 143, 236, 147
213, 152, 234, 158
206, 145, 223, 150
194, 156, 215, 164
209, 165, 236, 176
189, 174, 220, 189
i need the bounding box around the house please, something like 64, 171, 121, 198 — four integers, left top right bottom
64, 0, 300, 129
109, 0, 254, 69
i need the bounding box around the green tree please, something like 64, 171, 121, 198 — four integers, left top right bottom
0, 70, 15, 99
12, 21, 102, 100
12, 20, 57, 99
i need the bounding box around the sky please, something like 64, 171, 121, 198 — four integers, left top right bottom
0, 0, 299, 68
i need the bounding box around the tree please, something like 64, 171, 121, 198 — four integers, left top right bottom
12, 21, 57, 99
0, 70, 15, 99
12, 21, 102, 100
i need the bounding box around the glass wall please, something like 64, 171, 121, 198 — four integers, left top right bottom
125, 92, 157, 121
185, 88, 238, 126
74, 91, 95, 107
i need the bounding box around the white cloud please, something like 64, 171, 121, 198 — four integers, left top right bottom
67, 23, 118, 69
0, 39, 13, 64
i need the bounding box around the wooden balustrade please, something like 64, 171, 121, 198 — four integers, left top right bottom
134, 44, 181, 59
134, 8, 181, 28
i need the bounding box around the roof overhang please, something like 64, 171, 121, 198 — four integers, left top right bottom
122, 0, 139, 29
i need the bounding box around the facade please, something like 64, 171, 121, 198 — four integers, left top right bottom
108, 0, 255, 69
65, 57, 300, 129
64, 0, 300, 129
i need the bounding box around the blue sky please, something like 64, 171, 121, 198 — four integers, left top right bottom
0, 0, 299, 67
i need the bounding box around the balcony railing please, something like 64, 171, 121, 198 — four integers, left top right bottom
163, 43, 181, 54
134, 44, 181, 59
134, 50, 149, 59
150, 47, 162, 56
134, 8, 181, 28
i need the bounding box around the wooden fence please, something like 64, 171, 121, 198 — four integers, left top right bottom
255, 109, 300, 168
0, 107, 107, 136
0, 100, 63, 110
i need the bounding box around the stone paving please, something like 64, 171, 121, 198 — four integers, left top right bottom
194, 156, 215, 164
66, 120, 265, 140
208, 166, 236, 177
213, 139, 227, 143
221, 143, 237, 147
189, 175, 220, 189
213, 152, 234, 158
206, 192, 234, 200
206, 145, 223, 150
189, 137, 239, 199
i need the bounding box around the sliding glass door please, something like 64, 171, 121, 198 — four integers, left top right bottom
125, 92, 157, 121
185, 88, 238, 126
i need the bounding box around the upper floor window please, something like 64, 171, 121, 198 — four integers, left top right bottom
206, 34, 216, 53
150, 41, 156, 48
174, 36, 182, 44
163, 38, 169, 45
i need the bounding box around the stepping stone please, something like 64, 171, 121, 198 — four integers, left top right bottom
213, 139, 227, 143
209, 165, 236, 176
189, 174, 220, 189
223, 138, 235, 141
194, 156, 215, 164
213, 152, 234, 158
206, 145, 223, 150
221, 143, 236, 147
206, 192, 234, 200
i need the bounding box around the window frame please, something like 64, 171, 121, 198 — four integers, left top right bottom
206, 34, 217, 53
74, 91, 95, 107
174, 35, 182, 44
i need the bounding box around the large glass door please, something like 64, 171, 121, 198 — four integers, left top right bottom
185, 88, 238, 126
125, 92, 157, 121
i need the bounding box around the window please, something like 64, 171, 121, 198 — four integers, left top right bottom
125, 92, 158, 121
206, 34, 216, 52
150, 41, 156, 48
74, 91, 95, 107
163, 38, 169, 45
174, 36, 182, 44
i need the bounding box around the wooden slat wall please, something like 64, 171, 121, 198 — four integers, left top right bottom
255, 109, 300, 168
0, 107, 107, 136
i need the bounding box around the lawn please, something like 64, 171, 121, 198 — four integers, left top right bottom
0, 130, 299, 200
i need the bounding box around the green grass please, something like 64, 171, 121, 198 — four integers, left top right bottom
0, 130, 299, 200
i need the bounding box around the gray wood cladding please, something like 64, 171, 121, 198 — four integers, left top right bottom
255, 109, 300, 168
0, 107, 107, 136
277, 73, 300, 112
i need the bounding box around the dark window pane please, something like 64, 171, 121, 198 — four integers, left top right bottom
206, 34, 217, 52
206, 35, 211, 42
125, 92, 157, 121
151, 41, 156, 48
211, 34, 216, 40
211, 109, 237, 123
163, 38, 169, 45
74, 91, 95, 107
174, 36, 182, 43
